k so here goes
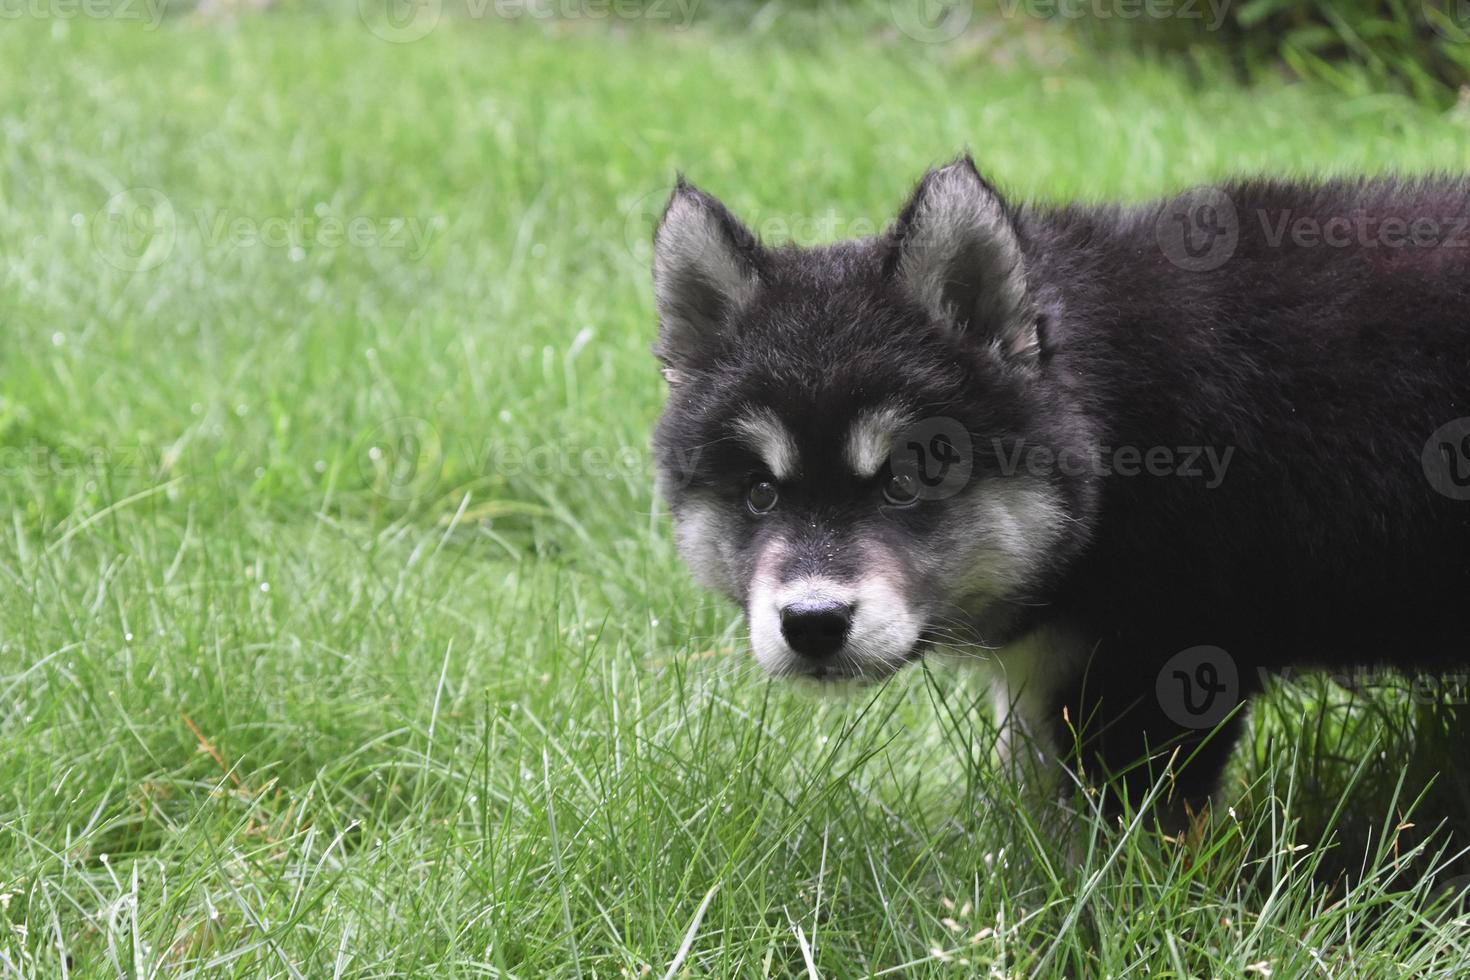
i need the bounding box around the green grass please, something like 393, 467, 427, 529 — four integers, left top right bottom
4, 7, 1470, 975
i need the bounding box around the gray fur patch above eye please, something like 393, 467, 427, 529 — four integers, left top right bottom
732, 407, 800, 481
844, 404, 915, 478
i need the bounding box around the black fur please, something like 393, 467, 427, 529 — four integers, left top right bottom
651, 157, 1470, 812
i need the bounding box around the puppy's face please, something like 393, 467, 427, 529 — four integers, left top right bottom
651, 159, 1091, 680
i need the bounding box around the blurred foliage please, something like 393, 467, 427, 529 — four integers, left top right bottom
181, 0, 1470, 107
1098, 0, 1470, 107
983, 0, 1470, 106
703, 1, 1470, 107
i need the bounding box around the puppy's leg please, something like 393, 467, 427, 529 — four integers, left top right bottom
1052, 647, 1255, 829
986, 628, 1089, 788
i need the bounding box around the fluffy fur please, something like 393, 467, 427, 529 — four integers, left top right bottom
650, 156, 1470, 813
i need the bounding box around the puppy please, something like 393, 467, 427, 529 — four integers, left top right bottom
649, 156, 1470, 814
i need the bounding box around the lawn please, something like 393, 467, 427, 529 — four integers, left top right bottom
4, 6, 1470, 975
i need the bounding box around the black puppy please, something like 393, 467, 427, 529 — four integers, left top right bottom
650, 156, 1470, 812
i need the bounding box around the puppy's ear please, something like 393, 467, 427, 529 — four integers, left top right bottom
885, 156, 1038, 361
652, 179, 765, 377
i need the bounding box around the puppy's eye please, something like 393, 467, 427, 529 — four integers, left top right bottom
883, 472, 920, 507
747, 480, 779, 515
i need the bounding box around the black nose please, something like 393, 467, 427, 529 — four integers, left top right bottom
780, 600, 854, 660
